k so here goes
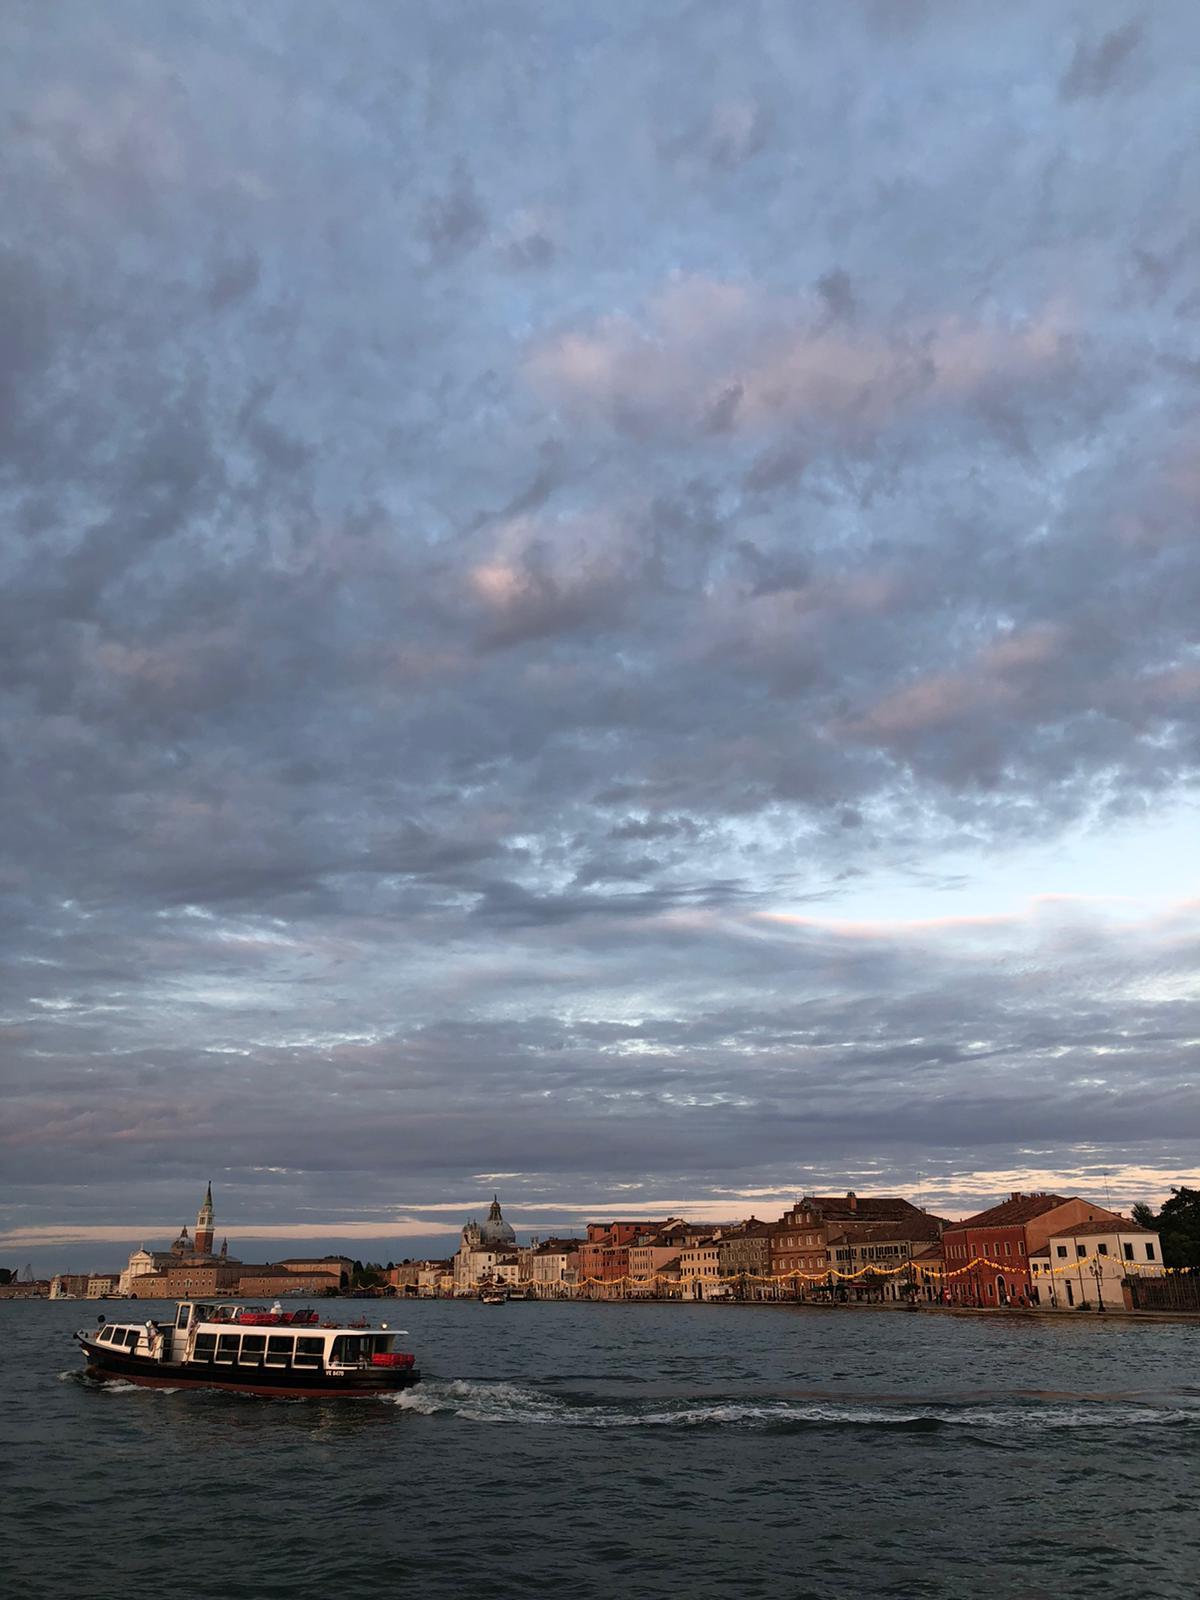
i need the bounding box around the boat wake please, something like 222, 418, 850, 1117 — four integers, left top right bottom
58, 1371, 180, 1395
381, 1379, 1200, 1431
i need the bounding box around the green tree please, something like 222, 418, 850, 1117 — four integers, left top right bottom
1157, 1187, 1200, 1269
1132, 1187, 1200, 1269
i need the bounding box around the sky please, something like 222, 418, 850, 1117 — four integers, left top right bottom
2, 1, 1198, 1271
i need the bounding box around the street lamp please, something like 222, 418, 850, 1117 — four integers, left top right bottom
1089, 1253, 1105, 1313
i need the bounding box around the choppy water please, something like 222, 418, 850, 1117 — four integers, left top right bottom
3, 1299, 1197, 1598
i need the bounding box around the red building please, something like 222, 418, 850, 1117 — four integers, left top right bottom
941, 1192, 1133, 1308
577, 1221, 664, 1287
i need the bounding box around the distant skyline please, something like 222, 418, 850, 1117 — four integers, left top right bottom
2, 2, 1198, 1264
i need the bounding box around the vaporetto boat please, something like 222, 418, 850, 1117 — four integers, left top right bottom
75, 1301, 421, 1398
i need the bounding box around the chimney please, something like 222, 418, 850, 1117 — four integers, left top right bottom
1010, 1192, 1023, 1202
847, 1191, 857, 1212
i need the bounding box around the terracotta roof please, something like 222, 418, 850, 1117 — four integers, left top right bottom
1047, 1220, 1151, 1238
803, 1194, 934, 1221
826, 1220, 939, 1245
1029, 1247, 1050, 1258
945, 1193, 1072, 1230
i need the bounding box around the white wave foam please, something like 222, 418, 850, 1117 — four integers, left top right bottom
381, 1380, 1198, 1431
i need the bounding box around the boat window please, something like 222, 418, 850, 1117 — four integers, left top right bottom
123, 1329, 140, 1348
176, 1305, 191, 1330
215, 1334, 240, 1363
293, 1336, 323, 1369
240, 1335, 266, 1363
99, 1327, 114, 1343
265, 1336, 294, 1366
331, 1336, 367, 1364
193, 1333, 217, 1360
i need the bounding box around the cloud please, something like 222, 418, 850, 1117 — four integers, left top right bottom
1, 0, 1199, 1264
527, 273, 1074, 443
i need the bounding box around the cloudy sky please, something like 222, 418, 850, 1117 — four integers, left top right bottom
3, 1, 1198, 1269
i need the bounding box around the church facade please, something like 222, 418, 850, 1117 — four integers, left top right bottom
119, 1183, 241, 1295
452, 1196, 524, 1293
120, 1185, 347, 1299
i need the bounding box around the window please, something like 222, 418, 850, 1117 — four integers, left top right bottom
1098, 1243, 1108, 1256
1145, 1243, 1155, 1261
123, 1329, 140, 1348
266, 1336, 294, 1366
1076, 1245, 1086, 1258
1123, 1243, 1134, 1261
240, 1335, 266, 1364
193, 1333, 217, 1361
176, 1305, 191, 1330
1018, 1241, 1025, 1254
1056, 1246, 1068, 1258
1004, 1241, 1011, 1256
294, 1336, 324, 1369
216, 1334, 240, 1364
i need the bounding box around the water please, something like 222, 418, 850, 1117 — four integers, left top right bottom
3, 1299, 1198, 1599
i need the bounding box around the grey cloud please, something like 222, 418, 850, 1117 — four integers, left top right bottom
420, 165, 487, 262
1060, 19, 1143, 100
2, 0, 1198, 1254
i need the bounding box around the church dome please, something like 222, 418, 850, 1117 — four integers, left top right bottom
478, 1195, 516, 1247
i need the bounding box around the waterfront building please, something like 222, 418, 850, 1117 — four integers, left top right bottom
679, 1237, 723, 1299
49, 1274, 92, 1299
1038, 1220, 1164, 1310
628, 1222, 708, 1293
942, 1193, 1135, 1308
86, 1274, 119, 1298
117, 1186, 345, 1299
118, 1183, 241, 1294
771, 1193, 943, 1298
530, 1238, 582, 1298
452, 1196, 522, 1293
716, 1220, 774, 1297
418, 1264, 454, 1297
577, 1220, 664, 1294
275, 1256, 354, 1287
656, 1255, 683, 1299
827, 1221, 942, 1302
910, 1243, 945, 1300
770, 1204, 829, 1288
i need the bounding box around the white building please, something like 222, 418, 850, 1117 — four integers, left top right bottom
452, 1196, 521, 1293
1037, 1220, 1164, 1310
679, 1238, 723, 1299
530, 1240, 581, 1298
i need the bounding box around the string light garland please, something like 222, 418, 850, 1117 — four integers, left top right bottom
564, 1253, 1175, 1290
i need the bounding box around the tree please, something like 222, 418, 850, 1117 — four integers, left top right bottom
1132, 1188, 1200, 1269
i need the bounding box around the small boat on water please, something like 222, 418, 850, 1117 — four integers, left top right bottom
75, 1301, 421, 1399
479, 1288, 507, 1305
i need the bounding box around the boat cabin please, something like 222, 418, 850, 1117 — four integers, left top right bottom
93, 1301, 413, 1376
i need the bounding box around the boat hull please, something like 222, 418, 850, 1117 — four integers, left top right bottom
78, 1338, 420, 1400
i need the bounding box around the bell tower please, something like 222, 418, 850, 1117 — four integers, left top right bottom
195, 1181, 215, 1256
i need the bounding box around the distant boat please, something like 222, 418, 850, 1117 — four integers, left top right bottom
479, 1287, 507, 1305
